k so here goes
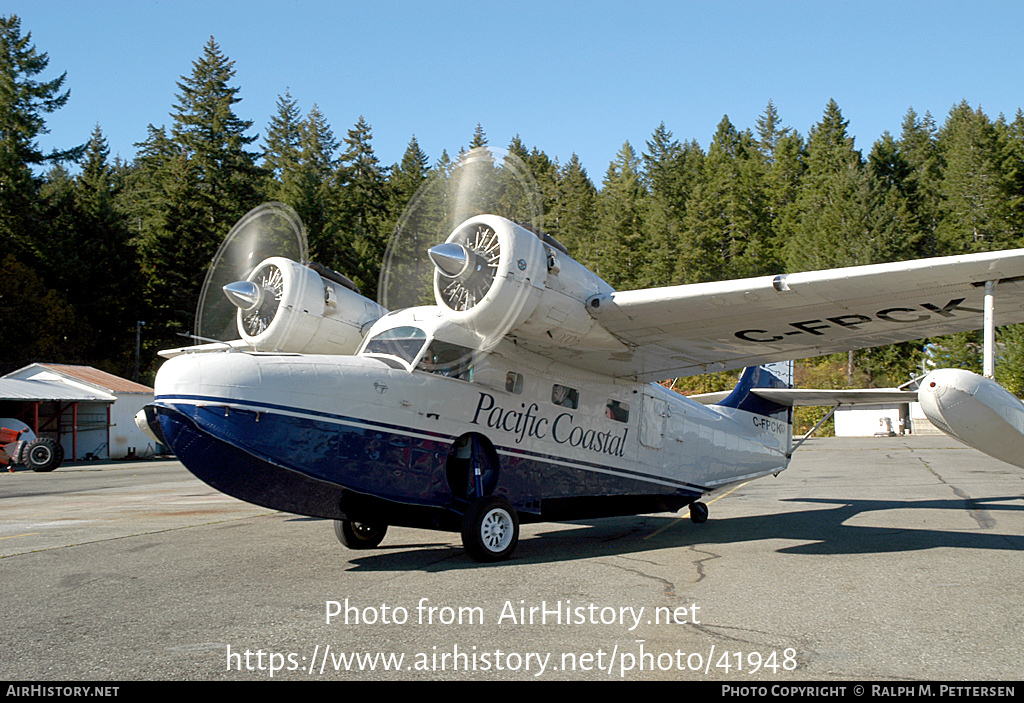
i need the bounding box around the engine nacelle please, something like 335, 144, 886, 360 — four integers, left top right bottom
918, 368, 1024, 469
236, 257, 386, 354
432, 215, 621, 350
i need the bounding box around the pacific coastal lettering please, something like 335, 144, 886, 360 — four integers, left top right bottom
471, 392, 628, 457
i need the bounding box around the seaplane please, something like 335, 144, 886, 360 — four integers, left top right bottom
138, 146, 1024, 562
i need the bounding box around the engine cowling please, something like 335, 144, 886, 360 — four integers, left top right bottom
233, 257, 386, 354
431, 215, 621, 350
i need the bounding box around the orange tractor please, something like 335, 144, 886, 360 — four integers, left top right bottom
0, 420, 64, 472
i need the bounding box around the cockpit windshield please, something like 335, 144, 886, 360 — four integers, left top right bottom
361, 326, 427, 366
417, 340, 476, 380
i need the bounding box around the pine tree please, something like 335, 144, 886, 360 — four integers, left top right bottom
379, 134, 430, 283
640, 123, 688, 286
865, 132, 917, 262
996, 323, 1024, 397
755, 99, 792, 164
331, 116, 388, 291
936, 102, 1013, 253
678, 117, 770, 282
763, 129, 805, 264
170, 36, 262, 229
262, 90, 303, 201
595, 142, 646, 288
262, 95, 339, 262
127, 124, 206, 350
128, 38, 263, 354
929, 332, 983, 374
852, 129, 931, 387
470, 123, 488, 148
296, 104, 340, 262
389, 136, 430, 211
75, 127, 138, 367
0, 254, 92, 373
1000, 109, 1024, 240
523, 145, 559, 233
31, 129, 139, 372
0, 15, 81, 257
549, 154, 598, 266
495, 135, 538, 224
754, 102, 803, 270
785, 100, 871, 271
897, 108, 941, 257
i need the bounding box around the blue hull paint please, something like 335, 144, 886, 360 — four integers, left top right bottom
156, 396, 702, 528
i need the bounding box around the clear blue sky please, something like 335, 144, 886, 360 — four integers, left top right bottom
14, 0, 1024, 182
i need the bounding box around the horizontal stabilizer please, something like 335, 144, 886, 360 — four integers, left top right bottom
691, 387, 916, 407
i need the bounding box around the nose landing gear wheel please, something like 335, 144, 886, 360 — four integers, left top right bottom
689, 501, 708, 524
461, 495, 519, 562
334, 519, 388, 549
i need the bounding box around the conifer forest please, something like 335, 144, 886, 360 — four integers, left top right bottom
5, 16, 1024, 414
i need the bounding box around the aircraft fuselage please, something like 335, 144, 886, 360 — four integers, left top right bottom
153, 337, 790, 532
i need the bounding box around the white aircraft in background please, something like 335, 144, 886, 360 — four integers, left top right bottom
138, 147, 1024, 562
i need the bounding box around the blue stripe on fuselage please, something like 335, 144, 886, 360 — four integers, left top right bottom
156, 394, 707, 512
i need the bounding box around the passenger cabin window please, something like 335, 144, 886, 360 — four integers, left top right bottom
362, 326, 427, 366
506, 372, 524, 394
417, 341, 475, 380
551, 384, 579, 409
606, 399, 629, 423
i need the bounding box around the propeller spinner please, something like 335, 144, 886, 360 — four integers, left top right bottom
224, 264, 285, 336
429, 224, 501, 311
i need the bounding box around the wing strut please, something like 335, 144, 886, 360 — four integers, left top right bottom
788, 405, 840, 457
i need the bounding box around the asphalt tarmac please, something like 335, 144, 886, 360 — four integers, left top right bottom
1, 436, 1022, 681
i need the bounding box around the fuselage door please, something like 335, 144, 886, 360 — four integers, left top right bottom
639, 390, 667, 450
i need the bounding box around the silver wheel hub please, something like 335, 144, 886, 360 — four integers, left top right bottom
480, 508, 513, 552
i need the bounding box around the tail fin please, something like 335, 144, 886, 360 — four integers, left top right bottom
717, 362, 794, 453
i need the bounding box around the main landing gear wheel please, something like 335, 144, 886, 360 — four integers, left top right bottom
461, 496, 519, 562
25, 438, 63, 472
334, 519, 388, 549
689, 501, 708, 524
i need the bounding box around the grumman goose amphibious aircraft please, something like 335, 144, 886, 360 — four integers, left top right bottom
138, 147, 1024, 562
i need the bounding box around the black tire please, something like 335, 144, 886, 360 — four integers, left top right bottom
334, 519, 387, 549
689, 501, 708, 524
461, 495, 519, 562
25, 438, 63, 472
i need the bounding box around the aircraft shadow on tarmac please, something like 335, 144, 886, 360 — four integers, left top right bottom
337, 495, 1024, 571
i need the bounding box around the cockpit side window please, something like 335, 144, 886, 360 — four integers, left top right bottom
506, 371, 524, 394
362, 326, 427, 365
417, 340, 476, 380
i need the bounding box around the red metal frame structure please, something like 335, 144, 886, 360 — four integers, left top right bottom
13, 400, 88, 461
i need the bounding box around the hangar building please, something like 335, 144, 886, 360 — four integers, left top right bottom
0, 364, 156, 460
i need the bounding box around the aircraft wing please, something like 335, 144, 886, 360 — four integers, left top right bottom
528, 248, 1024, 382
